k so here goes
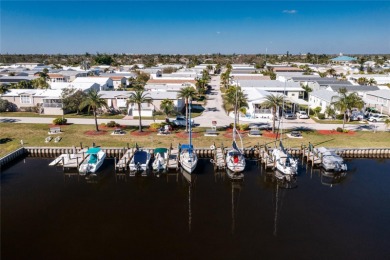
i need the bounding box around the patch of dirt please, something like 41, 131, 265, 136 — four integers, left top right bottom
223, 131, 248, 139
262, 131, 281, 139
317, 130, 356, 135
84, 130, 108, 136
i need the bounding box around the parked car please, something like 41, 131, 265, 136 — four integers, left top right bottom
368, 114, 389, 122
171, 116, 195, 127
284, 112, 297, 119
290, 131, 302, 137
350, 112, 365, 121
297, 111, 310, 119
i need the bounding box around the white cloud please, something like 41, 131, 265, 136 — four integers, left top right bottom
216, 31, 221, 34
283, 10, 297, 14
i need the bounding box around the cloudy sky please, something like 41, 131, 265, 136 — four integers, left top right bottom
1, 1, 389, 54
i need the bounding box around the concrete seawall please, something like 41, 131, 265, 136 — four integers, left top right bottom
1, 146, 390, 169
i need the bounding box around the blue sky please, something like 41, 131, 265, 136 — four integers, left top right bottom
1, 1, 389, 54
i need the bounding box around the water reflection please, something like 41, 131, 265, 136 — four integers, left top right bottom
181, 168, 196, 233
320, 171, 348, 187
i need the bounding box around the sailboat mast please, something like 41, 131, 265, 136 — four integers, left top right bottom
189, 98, 192, 150
233, 85, 238, 141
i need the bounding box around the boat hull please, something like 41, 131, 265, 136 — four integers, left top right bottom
180, 151, 198, 174
79, 151, 106, 175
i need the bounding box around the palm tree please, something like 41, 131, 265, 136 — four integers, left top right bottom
301, 84, 312, 101
31, 77, 49, 89
368, 78, 377, 86
261, 94, 284, 133
160, 98, 174, 119
0, 84, 9, 94
331, 88, 365, 130
127, 90, 153, 132
79, 89, 108, 132
177, 86, 197, 132
327, 68, 336, 77
325, 105, 336, 119
223, 86, 248, 125
357, 77, 369, 85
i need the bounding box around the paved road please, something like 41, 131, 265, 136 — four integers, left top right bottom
0, 74, 388, 132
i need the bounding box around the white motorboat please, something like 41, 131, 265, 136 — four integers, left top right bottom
79, 147, 106, 175
179, 100, 198, 174
315, 147, 347, 172
152, 148, 169, 172
129, 149, 151, 176
272, 141, 298, 177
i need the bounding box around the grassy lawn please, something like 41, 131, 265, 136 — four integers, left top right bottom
1, 123, 389, 157
310, 117, 365, 125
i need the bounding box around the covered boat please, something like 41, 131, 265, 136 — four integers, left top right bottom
129, 149, 151, 176
79, 147, 106, 175
315, 147, 347, 172
152, 148, 169, 172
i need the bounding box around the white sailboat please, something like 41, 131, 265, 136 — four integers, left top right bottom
226, 86, 245, 179
79, 147, 106, 175
272, 84, 298, 178
179, 100, 198, 174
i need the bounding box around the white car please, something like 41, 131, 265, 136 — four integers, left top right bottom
298, 111, 310, 119
368, 114, 389, 122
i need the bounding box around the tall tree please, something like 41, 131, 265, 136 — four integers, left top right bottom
127, 90, 153, 132
160, 98, 174, 118
31, 77, 49, 89
177, 86, 197, 132
79, 89, 108, 132
223, 85, 248, 125
61, 88, 87, 114
301, 84, 312, 101
331, 88, 365, 130
261, 94, 284, 133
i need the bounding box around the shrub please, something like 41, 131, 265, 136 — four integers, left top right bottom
239, 124, 249, 131
336, 114, 344, 120
309, 108, 315, 116
106, 121, 120, 127
53, 117, 67, 125
343, 129, 349, 133
336, 127, 343, 132
318, 113, 326, 120
149, 122, 162, 130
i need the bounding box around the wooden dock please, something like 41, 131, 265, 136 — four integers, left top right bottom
212, 146, 226, 171
256, 146, 274, 169
115, 148, 134, 171
49, 148, 88, 170
167, 148, 179, 170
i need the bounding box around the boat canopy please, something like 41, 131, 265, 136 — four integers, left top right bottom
154, 148, 168, 155
181, 144, 193, 150
134, 150, 148, 164
86, 147, 101, 154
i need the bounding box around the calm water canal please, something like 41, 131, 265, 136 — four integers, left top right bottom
1, 158, 390, 259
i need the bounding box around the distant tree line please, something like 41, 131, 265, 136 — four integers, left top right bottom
2, 53, 388, 67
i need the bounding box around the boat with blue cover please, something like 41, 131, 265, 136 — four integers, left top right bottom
129, 149, 151, 176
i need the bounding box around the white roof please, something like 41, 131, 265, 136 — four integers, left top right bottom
239, 80, 302, 90
2, 88, 62, 98
72, 77, 111, 85
98, 90, 180, 100
49, 82, 97, 91
365, 89, 390, 100
310, 89, 338, 103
